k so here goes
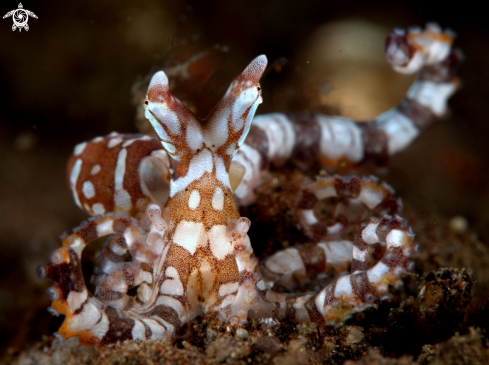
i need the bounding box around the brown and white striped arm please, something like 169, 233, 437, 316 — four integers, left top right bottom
296, 175, 401, 241
233, 23, 462, 204
68, 133, 170, 219
250, 216, 414, 326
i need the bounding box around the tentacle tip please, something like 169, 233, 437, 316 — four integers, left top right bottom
242, 55, 268, 82
147, 71, 170, 102
251, 54, 268, 71
149, 70, 169, 89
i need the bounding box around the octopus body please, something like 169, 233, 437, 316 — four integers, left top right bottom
38, 24, 462, 348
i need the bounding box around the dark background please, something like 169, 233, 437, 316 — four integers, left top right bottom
0, 0, 488, 356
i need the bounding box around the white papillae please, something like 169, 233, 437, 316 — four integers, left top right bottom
367, 262, 390, 285
231, 88, 258, 131
208, 225, 233, 260
265, 290, 286, 307
162, 142, 176, 154
318, 240, 353, 266
377, 109, 419, 155
361, 222, 380, 244
205, 107, 229, 150
155, 295, 186, 319
147, 103, 182, 136
392, 51, 425, 74
68, 301, 106, 335
334, 275, 353, 298
386, 229, 406, 247
352, 246, 369, 263
172, 220, 207, 255
314, 289, 327, 316
141, 318, 166, 340
237, 95, 262, 149
219, 294, 237, 308
301, 209, 318, 225
69, 158, 83, 209
186, 121, 204, 151
114, 148, 132, 212
82, 180, 95, 199
188, 190, 201, 210
73, 141, 87, 156
70, 237, 86, 256
96, 219, 114, 237
232, 144, 262, 201
314, 185, 337, 200
92, 203, 105, 215
408, 81, 455, 116
214, 155, 232, 190
131, 320, 146, 341
145, 110, 170, 142
90, 164, 101, 175
67, 289, 88, 312
170, 149, 213, 197
160, 275, 184, 296
137, 283, 152, 303
317, 116, 363, 162
108, 137, 123, 148
293, 294, 313, 322
254, 113, 296, 163
357, 186, 383, 209
265, 248, 306, 277
139, 270, 153, 285
218, 282, 239, 297
212, 187, 224, 211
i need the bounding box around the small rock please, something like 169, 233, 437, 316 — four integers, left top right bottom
236, 328, 249, 340
345, 326, 364, 344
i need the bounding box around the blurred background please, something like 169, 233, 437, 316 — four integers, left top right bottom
0, 0, 488, 356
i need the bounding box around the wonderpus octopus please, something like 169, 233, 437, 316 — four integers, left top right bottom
38, 24, 462, 348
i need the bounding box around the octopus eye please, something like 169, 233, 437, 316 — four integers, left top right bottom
144, 99, 149, 106
257, 85, 262, 92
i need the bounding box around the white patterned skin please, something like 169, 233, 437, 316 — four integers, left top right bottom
39, 24, 461, 348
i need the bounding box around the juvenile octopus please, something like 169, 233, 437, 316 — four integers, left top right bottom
38, 24, 462, 347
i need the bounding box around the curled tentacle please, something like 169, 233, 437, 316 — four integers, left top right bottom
38, 206, 173, 345
259, 240, 353, 288
38, 215, 140, 345
251, 216, 414, 327
296, 175, 401, 241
